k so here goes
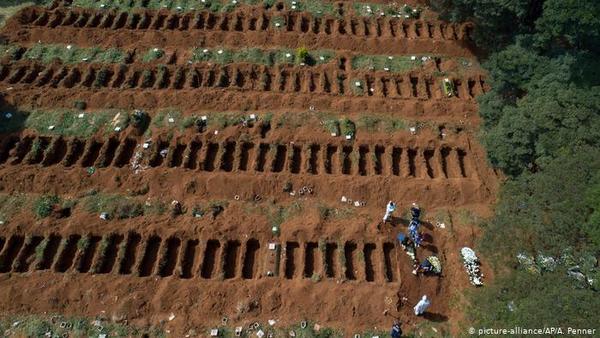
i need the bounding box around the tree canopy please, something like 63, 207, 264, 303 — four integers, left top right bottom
429, 0, 600, 330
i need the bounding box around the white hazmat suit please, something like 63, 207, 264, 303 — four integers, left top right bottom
413, 295, 431, 316
383, 201, 396, 222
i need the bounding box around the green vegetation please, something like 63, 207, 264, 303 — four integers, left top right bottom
32, 194, 60, 218
191, 47, 333, 66
0, 109, 128, 136
284, 0, 334, 18
0, 314, 165, 337
356, 115, 408, 133
82, 193, 166, 220
68, 0, 413, 19
351, 54, 427, 73
429, 0, 600, 329
0, 1, 38, 27
317, 203, 355, 221
353, 2, 420, 18
142, 48, 165, 62
350, 79, 365, 95
340, 118, 356, 138
0, 43, 126, 64
0, 193, 27, 223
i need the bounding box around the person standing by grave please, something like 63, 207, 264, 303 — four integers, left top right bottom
414, 295, 431, 316
390, 321, 402, 338
383, 201, 396, 223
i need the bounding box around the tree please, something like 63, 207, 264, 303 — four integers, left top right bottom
534, 0, 600, 53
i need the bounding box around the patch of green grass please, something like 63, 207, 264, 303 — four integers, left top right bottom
68, 0, 417, 20
284, 0, 335, 17
21, 43, 126, 64
34, 237, 49, 262
272, 15, 285, 29
33, 194, 60, 218
317, 203, 355, 221
142, 48, 165, 62
357, 116, 380, 132
352, 2, 420, 18
340, 118, 356, 138
351, 54, 427, 73
76, 235, 90, 251
384, 119, 407, 132
0, 314, 165, 337
191, 47, 334, 66
0, 2, 36, 27
16, 110, 126, 137
206, 111, 245, 129
151, 110, 182, 130
82, 193, 148, 220
0, 193, 28, 223
351, 78, 365, 95
0, 44, 23, 60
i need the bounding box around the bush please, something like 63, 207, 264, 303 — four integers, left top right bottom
33, 195, 60, 218
73, 100, 87, 110
115, 201, 144, 219
140, 70, 154, 88
295, 46, 309, 64
94, 68, 110, 87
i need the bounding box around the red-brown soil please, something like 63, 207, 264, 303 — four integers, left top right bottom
0, 1, 497, 336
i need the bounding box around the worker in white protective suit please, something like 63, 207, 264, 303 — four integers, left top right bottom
383, 201, 396, 223
413, 295, 431, 316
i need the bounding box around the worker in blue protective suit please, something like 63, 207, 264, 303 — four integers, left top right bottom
390, 321, 402, 338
